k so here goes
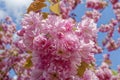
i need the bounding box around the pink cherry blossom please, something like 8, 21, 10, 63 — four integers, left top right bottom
17, 11, 100, 79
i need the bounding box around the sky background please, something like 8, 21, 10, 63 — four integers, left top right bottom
0, 0, 120, 78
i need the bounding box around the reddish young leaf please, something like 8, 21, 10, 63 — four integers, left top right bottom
27, 0, 47, 13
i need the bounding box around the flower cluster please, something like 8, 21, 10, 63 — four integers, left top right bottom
1, 0, 120, 80
98, 17, 120, 51
95, 54, 120, 80
0, 16, 32, 80
60, 0, 81, 18
0, 17, 19, 80
78, 54, 120, 80
0, 16, 16, 49
84, 10, 101, 22
17, 11, 99, 79
111, 1, 120, 22
86, 0, 107, 10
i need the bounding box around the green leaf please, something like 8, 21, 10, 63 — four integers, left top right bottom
42, 12, 49, 19
48, 0, 60, 4
112, 70, 118, 76
26, 50, 32, 54
0, 26, 3, 31
77, 61, 89, 77
23, 56, 33, 69
50, 2, 60, 15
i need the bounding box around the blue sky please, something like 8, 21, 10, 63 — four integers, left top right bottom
0, 0, 120, 78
